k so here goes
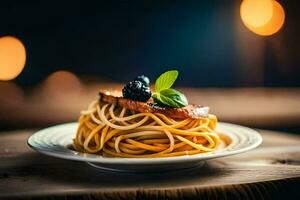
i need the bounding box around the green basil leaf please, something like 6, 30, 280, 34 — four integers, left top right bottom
155, 70, 178, 92
152, 89, 188, 108
160, 88, 188, 107
152, 93, 175, 107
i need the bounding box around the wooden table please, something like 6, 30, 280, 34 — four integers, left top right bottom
0, 128, 299, 199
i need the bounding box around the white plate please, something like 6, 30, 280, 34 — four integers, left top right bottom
28, 122, 262, 172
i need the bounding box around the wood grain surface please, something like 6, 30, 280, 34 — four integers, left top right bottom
0, 128, 299, 199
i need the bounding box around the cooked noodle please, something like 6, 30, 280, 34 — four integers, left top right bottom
73, 100, 221, 158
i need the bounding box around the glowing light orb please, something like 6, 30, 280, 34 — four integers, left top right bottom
241, 0, 273, 28
0, 36, 26, 81
240, 0, 285, 36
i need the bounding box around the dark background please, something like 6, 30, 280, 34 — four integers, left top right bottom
0, 0, 299, 133
0, 0, 299, 87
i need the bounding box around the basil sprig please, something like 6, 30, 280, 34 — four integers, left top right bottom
152, 70, 188, 108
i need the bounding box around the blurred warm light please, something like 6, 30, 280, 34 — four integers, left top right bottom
0, 82, 24, 104
240, 0, 285, 36
0, 36, 26, 81
241, 0, 273, 27
244, 1, 285, 36
43, 70, 81, 101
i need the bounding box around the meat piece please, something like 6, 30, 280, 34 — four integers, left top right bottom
99, 91, 209, 119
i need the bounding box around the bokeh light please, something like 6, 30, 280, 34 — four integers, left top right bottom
240, 0, 285, 36
240, 0, 273, 28
0, 36, 26, 81
42, 70, 82, 101
0, 82, 24, 104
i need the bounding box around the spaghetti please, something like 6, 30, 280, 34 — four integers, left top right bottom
73, 100, 221, 158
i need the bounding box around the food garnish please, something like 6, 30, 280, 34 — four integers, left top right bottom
122, 80, 151, 102
134, 75, 150, 86
122, 70, 188, 108
152, 70, 188, 108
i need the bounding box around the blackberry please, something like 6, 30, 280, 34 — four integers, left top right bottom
122, 80, 151, 102
134, 75, 150, 86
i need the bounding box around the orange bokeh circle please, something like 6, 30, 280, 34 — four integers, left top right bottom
241, 0, 285, 36
240, 0, 274, 28
0, 36, 26, 81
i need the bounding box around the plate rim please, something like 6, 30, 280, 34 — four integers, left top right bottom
27, 122, 262, 164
